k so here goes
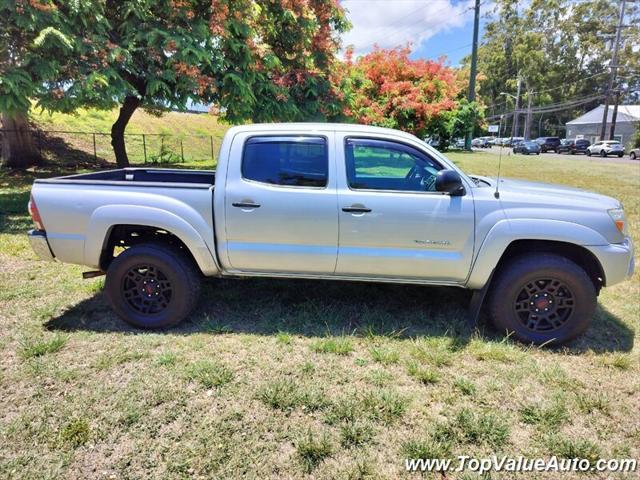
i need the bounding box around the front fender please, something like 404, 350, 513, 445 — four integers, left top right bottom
84, 205, 220, 275
466, 218, 610, 289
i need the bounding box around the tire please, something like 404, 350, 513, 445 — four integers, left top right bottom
586, 150, 591, 156
617, 153, 623, 158
536, 152, 540, 155
631, 152, 636, 160
105, 243, 201, 328
600, 150, 606, 157
488, 253, 596, 345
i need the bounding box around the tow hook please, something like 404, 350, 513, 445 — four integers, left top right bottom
82, 270, 106, 279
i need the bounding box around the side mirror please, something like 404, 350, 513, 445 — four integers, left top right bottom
436, 170, 465, 196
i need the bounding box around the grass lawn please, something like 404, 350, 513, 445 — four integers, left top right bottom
0, 144, 639, 478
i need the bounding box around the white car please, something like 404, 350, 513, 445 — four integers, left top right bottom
586, 140, 625, 158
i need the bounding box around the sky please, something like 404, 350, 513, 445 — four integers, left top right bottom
339, 0, 488, 66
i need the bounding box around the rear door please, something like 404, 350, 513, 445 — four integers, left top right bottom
335, 135, 475, 282
223, 132, 338, 273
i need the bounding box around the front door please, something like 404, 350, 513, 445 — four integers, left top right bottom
335, 136, 475, 282
223, 133, 338, 273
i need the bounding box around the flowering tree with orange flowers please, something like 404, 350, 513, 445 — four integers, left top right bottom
340, 46, 481, 148
1, 0, 349, 167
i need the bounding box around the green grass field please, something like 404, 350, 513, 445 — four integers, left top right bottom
1, 125, 639, 478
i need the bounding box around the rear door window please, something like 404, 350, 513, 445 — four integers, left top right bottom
242, 136, 328, 187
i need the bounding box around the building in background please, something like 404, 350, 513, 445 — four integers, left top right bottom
566, 105, 639, 149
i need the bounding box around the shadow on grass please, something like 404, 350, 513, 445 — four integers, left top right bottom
44, 277, 634, 353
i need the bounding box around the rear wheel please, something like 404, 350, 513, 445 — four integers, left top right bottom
105, 243, 201, 328
617, 153, 623, 158
488, 254, 596, 345
631, 152, 636, 160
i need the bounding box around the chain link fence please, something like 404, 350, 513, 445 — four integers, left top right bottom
0, 129, 222, 166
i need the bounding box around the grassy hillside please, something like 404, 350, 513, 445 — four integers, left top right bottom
30, 106, 231, 166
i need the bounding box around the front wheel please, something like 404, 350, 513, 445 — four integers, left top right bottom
631, 152, 636, 160
600, 150, 607, 157
586, 150, 591, 156
488, 254, 596, 345
105, 243, 202, 328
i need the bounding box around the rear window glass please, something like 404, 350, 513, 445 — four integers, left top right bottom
242, 137, 328, 187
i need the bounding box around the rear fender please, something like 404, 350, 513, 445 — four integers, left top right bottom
85, 205, 219, 275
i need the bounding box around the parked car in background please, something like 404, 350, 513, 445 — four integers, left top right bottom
505, 137, 524, 147
535, 137, 561, 153
27, 122, 635, 345
586, 140, 625, 158
454, 138, 465, 149
629, 147, 639, 160
472, 137, 490, 148
424, 137, 441, 149
558, 138, 591, 155
513, 140, 541, 155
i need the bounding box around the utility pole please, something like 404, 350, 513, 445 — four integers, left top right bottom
511, 76, 521, 138
609, 89, 622, 140
524, 89, 533, 140
600, 0, 626, 140
465, 0, 481, 151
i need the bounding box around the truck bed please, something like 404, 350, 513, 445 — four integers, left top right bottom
35, 168, 215, 187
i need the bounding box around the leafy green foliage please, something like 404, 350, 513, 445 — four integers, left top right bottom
1, 0, 350, 167
467, 0, 640, 133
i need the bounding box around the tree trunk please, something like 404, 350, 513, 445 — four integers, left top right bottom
1, 111, 40, 169
111, 95, 141, 168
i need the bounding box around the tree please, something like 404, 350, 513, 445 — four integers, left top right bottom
0, 0, 76, 168
341, 46, 462, 139
467, 0, 640, 135
2, 0, 349, 168
339, 46, 482, 148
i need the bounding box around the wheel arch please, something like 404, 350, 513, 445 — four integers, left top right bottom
85, 205, 220, 276
467, 219, 608, 291
493, 240, 605, 293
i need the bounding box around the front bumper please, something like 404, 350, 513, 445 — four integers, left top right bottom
28, 229, 55, 261
587, 237, 635, 287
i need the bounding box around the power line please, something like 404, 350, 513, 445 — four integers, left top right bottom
485, 93, 606, 121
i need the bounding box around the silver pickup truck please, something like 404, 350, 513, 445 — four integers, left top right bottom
28, 123, 634, 344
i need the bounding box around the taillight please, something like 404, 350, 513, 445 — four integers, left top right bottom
28, 194, 45, 231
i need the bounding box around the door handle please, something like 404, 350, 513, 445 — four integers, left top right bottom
342, 206, 371, 213
232, 202, 261, 208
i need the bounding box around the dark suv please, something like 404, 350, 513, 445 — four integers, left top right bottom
558, 138, 590, 155
535, 136, 561, 153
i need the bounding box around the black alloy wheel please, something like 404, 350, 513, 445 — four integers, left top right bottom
105, 243, 202, 328
513, 278, 575, 333
122, 264, 173, 315
489, 253, 596, 345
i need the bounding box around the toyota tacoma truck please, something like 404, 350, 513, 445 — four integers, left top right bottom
27, 123, 634, 344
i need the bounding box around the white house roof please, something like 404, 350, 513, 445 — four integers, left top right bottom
567, 105, 640, 125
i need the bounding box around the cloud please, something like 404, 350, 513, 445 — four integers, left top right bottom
340, 0, 474, 56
